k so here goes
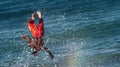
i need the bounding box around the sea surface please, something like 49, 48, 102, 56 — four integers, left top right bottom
0, 0, 120, 67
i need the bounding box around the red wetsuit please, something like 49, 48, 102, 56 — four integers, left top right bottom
28, 19, 44, 38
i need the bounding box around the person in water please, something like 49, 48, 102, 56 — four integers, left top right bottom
22, 11, 54, 59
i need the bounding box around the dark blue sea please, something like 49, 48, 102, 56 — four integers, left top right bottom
0, 0, 120, 67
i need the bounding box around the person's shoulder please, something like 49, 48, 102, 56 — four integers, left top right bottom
28, 18, 34, 23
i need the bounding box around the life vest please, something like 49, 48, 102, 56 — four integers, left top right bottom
28, 21, 44, 38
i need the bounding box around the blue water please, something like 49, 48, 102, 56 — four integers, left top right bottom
0, 0, 120, 67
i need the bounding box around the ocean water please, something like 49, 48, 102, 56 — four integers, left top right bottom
0, 0, 120, 67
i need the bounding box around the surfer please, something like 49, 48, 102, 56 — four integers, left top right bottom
22, 11, 54, 59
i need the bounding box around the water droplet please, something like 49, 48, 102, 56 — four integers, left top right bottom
37, 65, 39, 67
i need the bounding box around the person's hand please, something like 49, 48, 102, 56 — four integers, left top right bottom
37, 11, 42, 18
31, 12, 35, 20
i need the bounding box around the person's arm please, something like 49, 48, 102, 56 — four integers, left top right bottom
28, 12, 35, 23
31, 12, 35, 20
37, 11, 44, 36
37, 11, 42, 19
37, 11, 43, 23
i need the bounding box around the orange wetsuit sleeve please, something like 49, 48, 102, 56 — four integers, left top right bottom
28, 18, 35, 32
27, 18, 38, 37
38, 18, 44, 36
